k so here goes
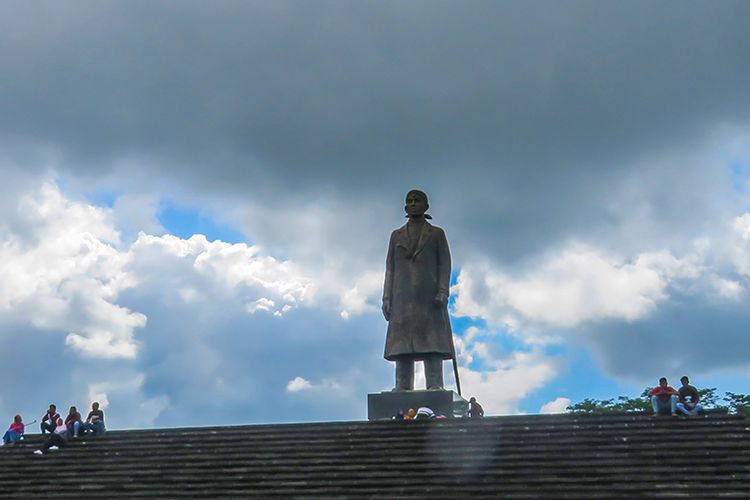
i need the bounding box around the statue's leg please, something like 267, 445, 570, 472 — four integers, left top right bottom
424, 355, 444, 390
395, 356, 415, 391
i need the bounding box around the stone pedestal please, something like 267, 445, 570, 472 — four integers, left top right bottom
367, 389, 468, 420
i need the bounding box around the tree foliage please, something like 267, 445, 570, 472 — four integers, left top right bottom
725, 392, 750, 418
567, 395, 650, 414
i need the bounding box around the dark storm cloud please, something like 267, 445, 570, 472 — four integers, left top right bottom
578, 291, 750, 381
2, 1, 750, 259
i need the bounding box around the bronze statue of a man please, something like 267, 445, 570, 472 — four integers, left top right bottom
382, 189, 453, 391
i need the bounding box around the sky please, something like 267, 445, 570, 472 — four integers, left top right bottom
1, 0, 750, 429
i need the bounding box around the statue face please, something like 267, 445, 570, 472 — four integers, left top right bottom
405, 193, 427, 217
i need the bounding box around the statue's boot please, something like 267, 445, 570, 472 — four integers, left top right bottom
394, 358, 414, 391
424, 355, 444, 390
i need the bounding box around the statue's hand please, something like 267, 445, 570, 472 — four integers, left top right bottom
382, 301, 391, 321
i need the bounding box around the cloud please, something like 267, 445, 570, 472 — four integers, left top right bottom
127, 232, 313, 317
453, 245, 702, 329
286, 376, 342, 393
450, 207, 750, 383
0, 181, 393, 428
2, 2, 750, 427
0, 183, 144, 359
565, 212, 750, 379
85, 373, 171, 429
540, 397, 571, 414
340, 271, 383, 319
710, 276, 743, 300
111, 194, 163, 241
729, 213, 750, 276
1, 2, 749, 265
286, 376, 313, 393
450, 323, 562, 415
247, 297, 276, 314
459, 349, 562, 415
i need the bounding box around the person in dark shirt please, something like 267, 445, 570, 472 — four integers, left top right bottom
81, 401, 106, 436
676, 375, 703, 417
468, 397, 484, 418
40, 404, 60, 434
648, 377, 679, 416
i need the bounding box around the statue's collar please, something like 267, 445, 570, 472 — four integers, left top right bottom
395, 221, 433, 259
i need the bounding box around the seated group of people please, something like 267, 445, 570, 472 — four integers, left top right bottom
394, 406, 445, 420
393, 396, 485, 420
648, 376, 703, 417
2, 401, 106, 455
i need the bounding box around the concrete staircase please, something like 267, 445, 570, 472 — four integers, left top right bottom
0, 413, 748, 498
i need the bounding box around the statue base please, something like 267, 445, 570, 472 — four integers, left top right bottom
367, 389, 468, 420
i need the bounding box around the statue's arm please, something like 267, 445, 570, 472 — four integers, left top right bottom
382, 235, 395, 321
434, 229, 451, 307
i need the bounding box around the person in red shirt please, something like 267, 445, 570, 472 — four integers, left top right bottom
648, 377, 679, 417
65, 406, 82, 438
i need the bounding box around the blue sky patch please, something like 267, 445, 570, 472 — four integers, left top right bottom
158, 201, 248, 244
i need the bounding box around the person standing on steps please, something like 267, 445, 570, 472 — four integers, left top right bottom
468, 397, 484, 418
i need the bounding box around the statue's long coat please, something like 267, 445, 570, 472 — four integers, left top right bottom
383, 220, 453, 361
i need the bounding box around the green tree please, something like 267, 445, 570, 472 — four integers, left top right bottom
724, 392, 750, 418
696, 388, 724, 410
567, 391, 650, 414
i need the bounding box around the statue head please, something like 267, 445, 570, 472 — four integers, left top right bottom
404, 189, 429, 218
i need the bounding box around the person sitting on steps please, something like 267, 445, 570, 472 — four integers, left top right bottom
676, 375, 704, 417
65, 406, 82, 438
2, 415, 25, 446
648, 377, 679, 417
40, 404, 60, 435
81, 402, 106, 436
34, 417, 69, 455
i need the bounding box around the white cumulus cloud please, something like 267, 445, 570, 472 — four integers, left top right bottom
459, 347, 562, 415
286, 376, 342, 393
128, 233, 314, 317
339, 270, 383, 319
286, 376, 314, 392
540, 397, 572, 414
0, 183, 145, 359
453, 245, 703, 329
